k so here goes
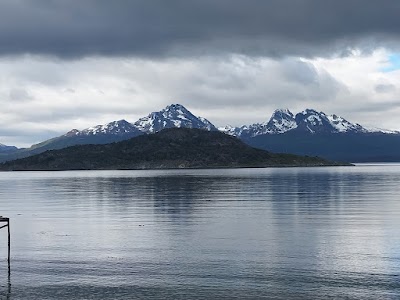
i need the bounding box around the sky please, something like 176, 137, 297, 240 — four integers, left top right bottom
1, 0, 400, 147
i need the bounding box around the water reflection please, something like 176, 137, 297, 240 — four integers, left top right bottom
0, 167, 399, 299
0, 272, 11, 300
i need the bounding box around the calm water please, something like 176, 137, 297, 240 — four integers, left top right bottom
0, 165, 400, 299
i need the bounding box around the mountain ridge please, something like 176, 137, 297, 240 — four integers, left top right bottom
1, 104, 399, 163
220, 108, 396, 138
0, 103, 215, 162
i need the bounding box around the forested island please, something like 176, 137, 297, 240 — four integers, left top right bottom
0, 128, 350, 171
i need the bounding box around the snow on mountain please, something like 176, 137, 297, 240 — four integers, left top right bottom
81, 120, 141, 136
294, 109, 335, 134
220, 108, 297, 138
219, 124, 256, 138
63, 120, 141, 137
218, 109, 297, 137
57, 104, 216, 143
295, 109, 370, 134
218, 125, 244, 136
219, 108, 397, 137
198, 116, 217, 131
65, 105, 398, 140
26, 104, 399, 156
265, 108, 298, 134
362, 126, 400, 134
134, 104, 217, 133
326, 114, 366, 133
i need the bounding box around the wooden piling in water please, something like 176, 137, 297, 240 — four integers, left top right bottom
0, 217, 10, 274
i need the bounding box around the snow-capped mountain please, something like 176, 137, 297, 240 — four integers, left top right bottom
265, 108, 298, 134
236, 108, 400, 162
221, 108, 391, 138
219, 109, 298, 138
65, 120, 142, 137
326, 114, 366, 133
1, 104, 400, 164
60, 104, 216, 140
294, 109, 367, 134
134, 104, 217, 133
15, 104, 217, 159
361, 126, 400, 135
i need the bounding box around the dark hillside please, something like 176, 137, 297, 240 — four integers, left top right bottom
0, 128, 348, 171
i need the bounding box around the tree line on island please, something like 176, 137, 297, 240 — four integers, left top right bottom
0, 128, 349, 171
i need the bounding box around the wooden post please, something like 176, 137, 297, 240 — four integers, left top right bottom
0, 217, 10, 274
7, 219, 10, 275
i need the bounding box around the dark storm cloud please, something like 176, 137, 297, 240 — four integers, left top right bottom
1, 0, 400, 58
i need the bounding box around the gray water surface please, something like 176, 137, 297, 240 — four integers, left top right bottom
0, 165, 400, 299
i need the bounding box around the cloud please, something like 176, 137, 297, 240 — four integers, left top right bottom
281, 60, 318, 85
375, 83, 396, 93
3, 53, 396, 147
1, 0, 400, 58
9, 87, 34, 101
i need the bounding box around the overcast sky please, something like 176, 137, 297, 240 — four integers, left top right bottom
1, 0, 400, 147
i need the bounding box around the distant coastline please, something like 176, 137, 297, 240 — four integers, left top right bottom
0, 128, 351, 171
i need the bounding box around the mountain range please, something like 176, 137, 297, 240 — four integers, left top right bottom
1, 104, 399, 163
219, 108, 398, 137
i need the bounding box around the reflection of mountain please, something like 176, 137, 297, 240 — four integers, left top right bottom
146, 176, 217, 221
38, 174, 222, 222
270, 171, 344, 211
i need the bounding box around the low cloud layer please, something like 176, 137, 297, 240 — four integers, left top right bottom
1, 0, 400, 58
1, 51, 399, 147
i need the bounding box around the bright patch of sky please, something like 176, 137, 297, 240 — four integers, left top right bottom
382, 53, 400, 72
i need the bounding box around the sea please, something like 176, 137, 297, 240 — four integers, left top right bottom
0, 164, 399, 299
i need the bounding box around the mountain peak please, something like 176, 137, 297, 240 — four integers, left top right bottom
221, 108, 297, 138
265, 108, 297, 134
134, 103, 216, 133
300, 108, 325, 116
295, 109, 334, 133
64, 129, 80, 137
164, 103, 188, 111
79, 119, 140, 136
294, 109, 371, 134
273, 108, 294, 117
